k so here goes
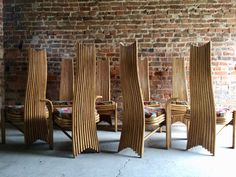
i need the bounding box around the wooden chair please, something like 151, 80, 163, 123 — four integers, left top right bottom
95, 58, 118, 131
170, 58, 189, 125
138, 58, 160, 107
59, 59, 74, 101
1, 48, 53, 149
52, 59, 74, 108
53, 43, 100, 157
118, 41, 171, 157
185, 42, 235, 155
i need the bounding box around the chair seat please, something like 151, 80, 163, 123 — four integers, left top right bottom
171, 100, 188, 105
143, 101, 160, 107
144, 106, 165, 119
171, 103, 189, 115
185, 107, 233, 124
54, 107, 100, 129
144, 106, 165, 125
52, 100, 72, 107
6, 105, 49, 123
95, 101, 116, 110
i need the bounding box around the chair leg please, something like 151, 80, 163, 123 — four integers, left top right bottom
48, 107, 54, 150
114, 106, 118, 132
166, 108, 171, 149
233, 111, 236, 149
1, 108, 6, 144
186, 119, 190, 140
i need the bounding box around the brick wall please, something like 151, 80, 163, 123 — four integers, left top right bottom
0, 0, 3, 110
3, 0, 236, 109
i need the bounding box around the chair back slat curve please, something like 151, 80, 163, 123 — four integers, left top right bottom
96, 58, 110, 101
118, 41, 145, 157
172, 58, 188, 101
59, 59, 74, 101
138, 59, 150, 101
187, 42, 216, 155
72, 43, 99, 157
24, 48, 48, 144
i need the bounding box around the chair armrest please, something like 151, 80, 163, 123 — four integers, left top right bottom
40, 99, 54, 113
165, 98, 178, 109
96, 95, 103, 100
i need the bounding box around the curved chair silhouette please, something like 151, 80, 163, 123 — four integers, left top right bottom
52, 59, 74, 108
185, 42, 235, 155
59, 59, 74, 101
170, 58, 189, 126
138, 58, 160, 107
54, 43, 100, 157
1, 48, 53, 149
95, 58, 118, 131
118, 41, 171, 157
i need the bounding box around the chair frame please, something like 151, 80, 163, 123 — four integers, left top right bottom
1, 48, 53, 149
186, 42, 235, 155
96, 58, 118, 131
118, 41, 171, 157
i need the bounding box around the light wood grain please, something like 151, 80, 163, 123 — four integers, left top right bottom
96, 58, 118, 131
59, 59, 74, 101
118, 41, 170, 157
118, 41, 145, 157
171, 58, 189, 125
187, 42, 216, 155
24, 48, 53, 149
138, 59, 150, 101
172, 58, 188, 101
72, 43, 99, 157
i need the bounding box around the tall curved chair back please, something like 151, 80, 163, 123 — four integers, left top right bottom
24, 48, 50, 145
59, 59, 74, 101
118, 41, 145, 157
171, 58, 189, 125
172, 58, 188, 101
187, 42, 216, 154
138, 59, 150, 101
72, 43, 99, 157
96, 58, 110, 101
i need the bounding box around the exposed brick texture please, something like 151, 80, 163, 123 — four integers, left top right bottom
3, 0, 236, 110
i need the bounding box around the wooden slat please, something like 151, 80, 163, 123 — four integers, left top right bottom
187, 42, 216, 155
171, 58, 189, 125
59, 59, 74, 101
138, 59, 150, 101
172, 58, 188, 101
24, 48, 50, 145
72, 43, 99, 157
118, 41, 145, 157
96, 58, 118, 132
96, 58, 110, 101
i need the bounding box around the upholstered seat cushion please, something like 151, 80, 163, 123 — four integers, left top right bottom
6, 105, 49, 122
52, 100, 73, 107
54, 107, 100, 122
6, 105, 24, 116
185, 107, 233, 124
95, 101, 116, 111
143, 101, 160, 106
215, 107, 233, 124
144, 106, 165, 119
171, 100, 188, 105
96, 101, 114, 105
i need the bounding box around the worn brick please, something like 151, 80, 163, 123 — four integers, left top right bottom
3, 0, 236, 111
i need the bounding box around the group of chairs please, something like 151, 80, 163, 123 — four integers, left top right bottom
0, 41, 235, 157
